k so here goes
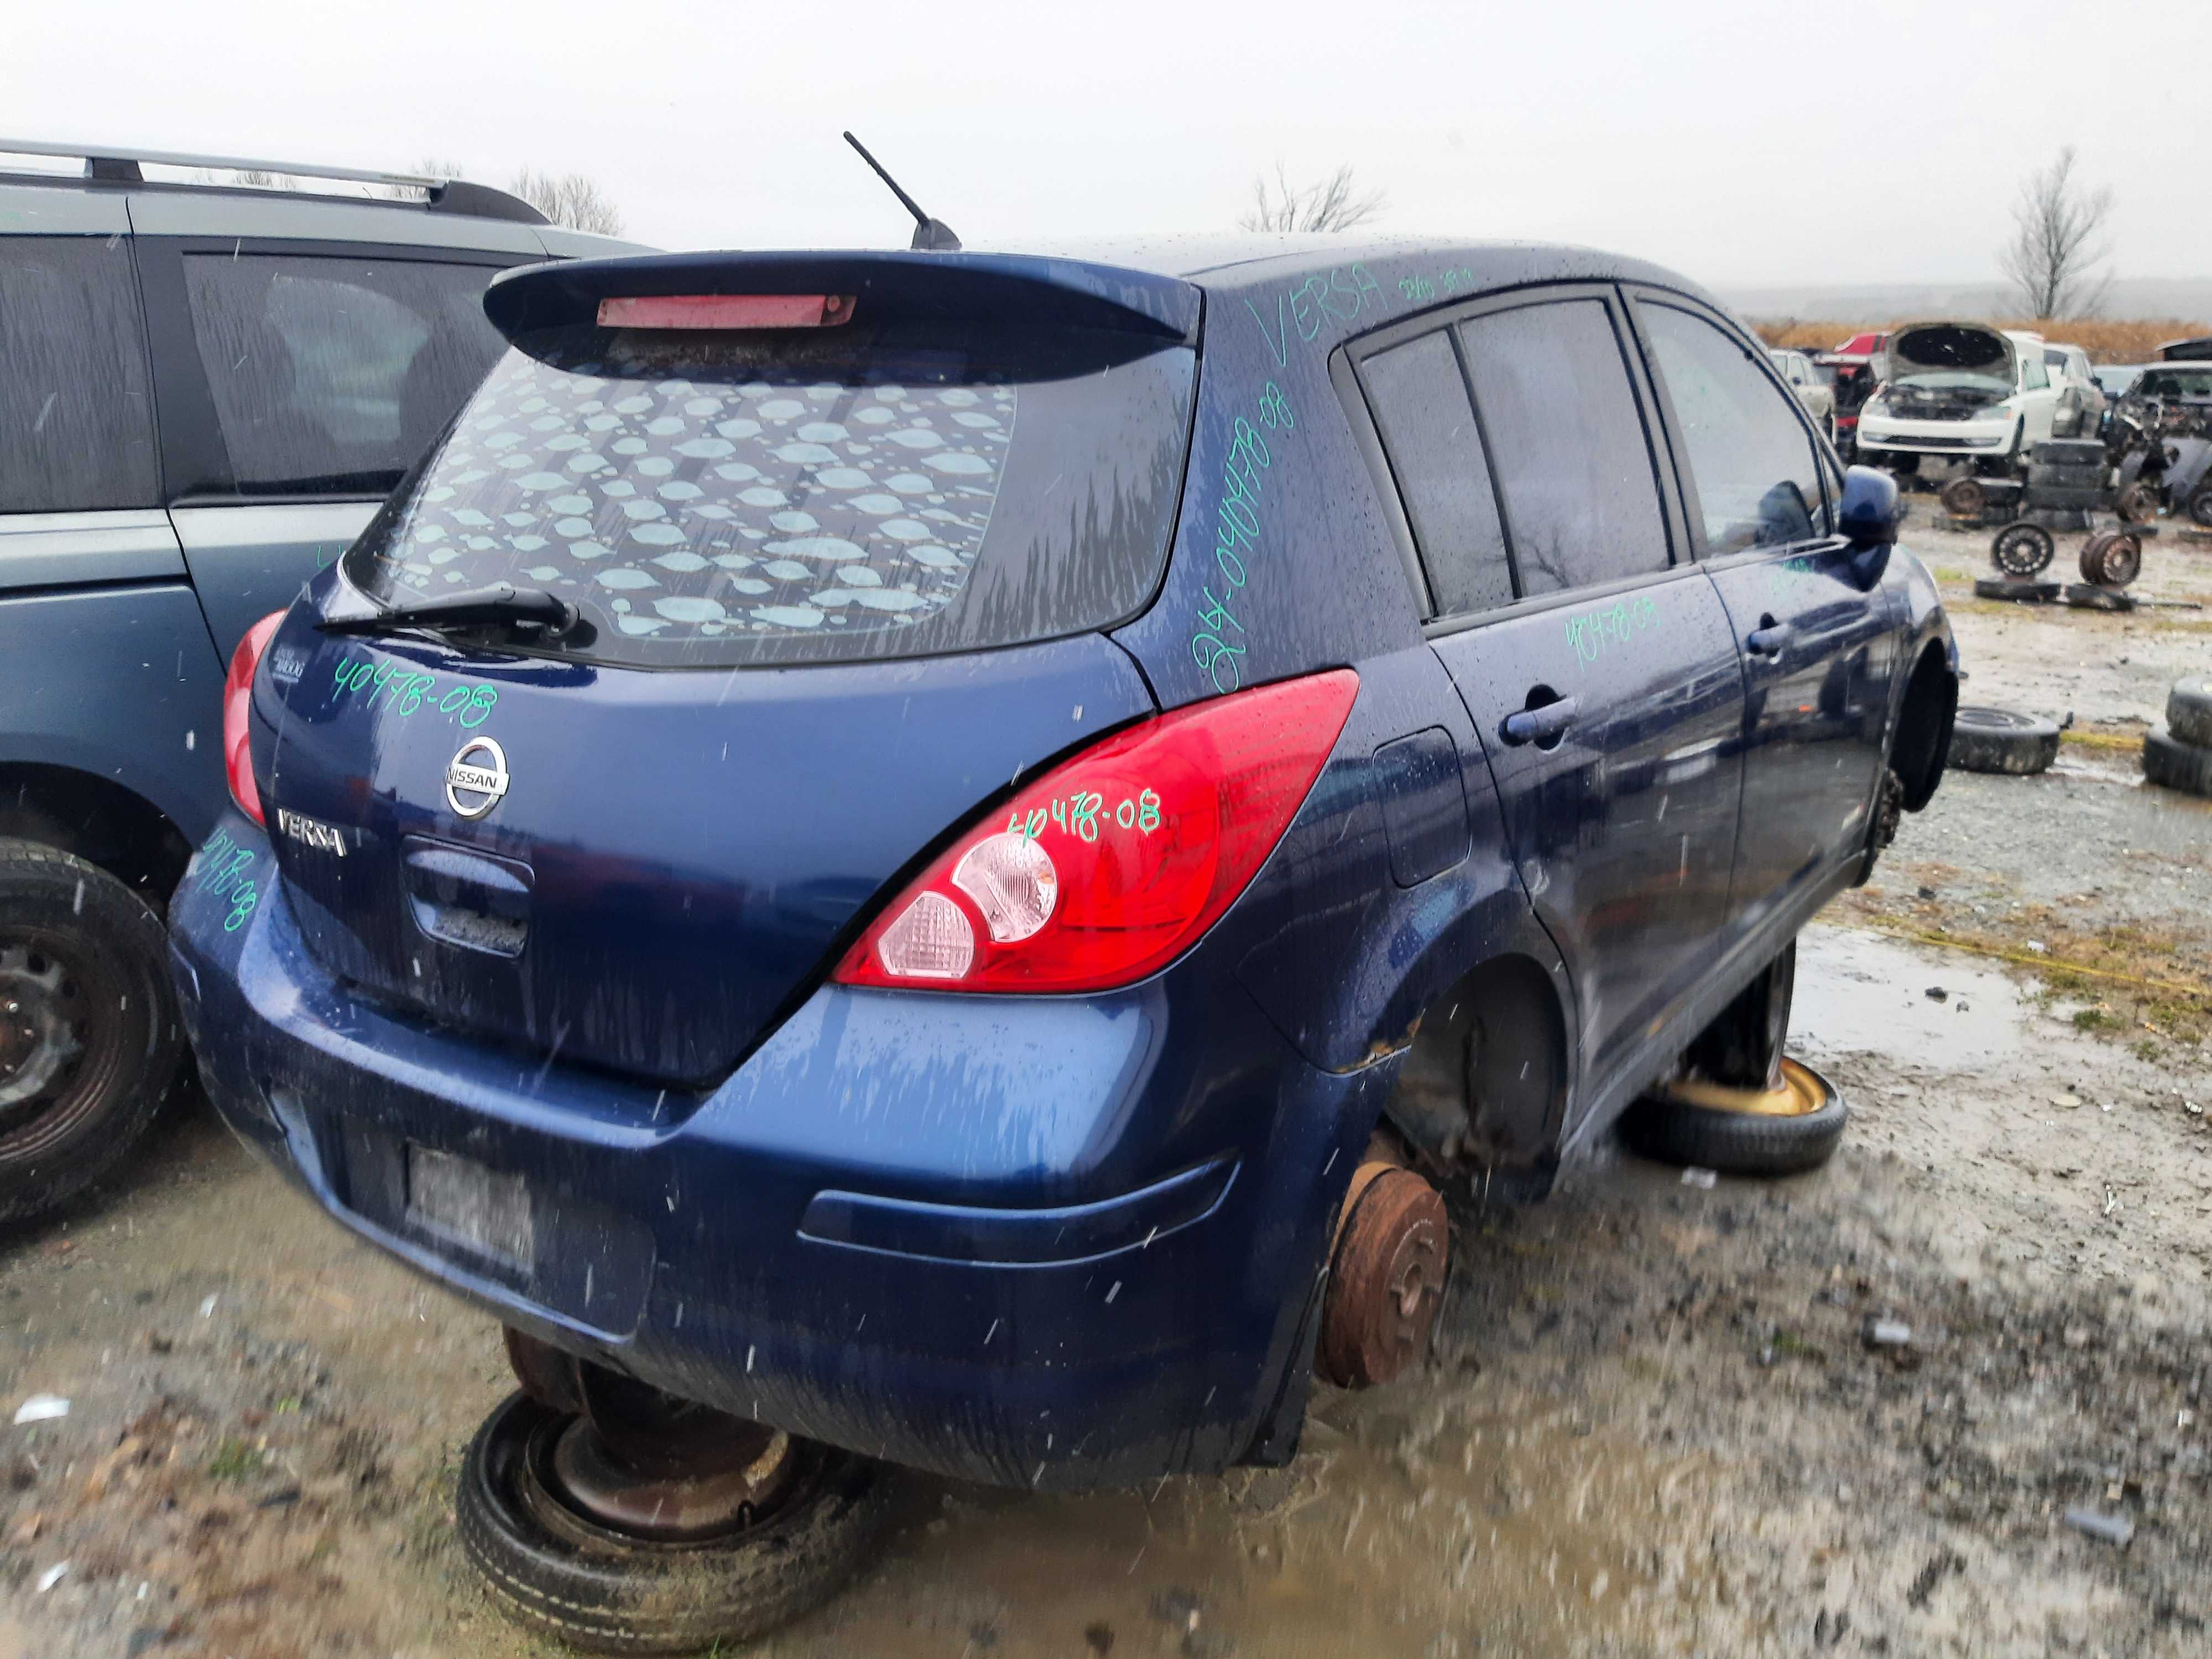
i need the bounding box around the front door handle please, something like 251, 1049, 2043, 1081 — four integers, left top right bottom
1500, 696, 1578, 748
1747, 622, 1794, 658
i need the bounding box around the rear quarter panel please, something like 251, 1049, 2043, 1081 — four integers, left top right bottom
0, 585, 231, 841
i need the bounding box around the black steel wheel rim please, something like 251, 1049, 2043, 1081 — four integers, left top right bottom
0, 930, 127, 1156
1991, 524, 2055, 576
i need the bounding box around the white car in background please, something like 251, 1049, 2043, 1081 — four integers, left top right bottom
2041, 341, 2107, 437
1855, 322, 2064, 472
1767, 348, 1837, 441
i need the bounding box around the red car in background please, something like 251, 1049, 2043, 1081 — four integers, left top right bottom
1815, 331, 1891, 456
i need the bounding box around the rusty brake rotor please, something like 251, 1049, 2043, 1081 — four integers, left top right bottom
1318, 1162, 1448, 1390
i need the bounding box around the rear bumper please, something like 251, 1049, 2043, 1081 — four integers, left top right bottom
168, 812, 1388, 1490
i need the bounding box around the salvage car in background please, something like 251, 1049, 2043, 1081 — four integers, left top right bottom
2110, 359, 2212, 524
0, 140, 635, 1224
1855, 321, 2066, 472
171, 234, 1959, 1651
1768, 347, 1837, 440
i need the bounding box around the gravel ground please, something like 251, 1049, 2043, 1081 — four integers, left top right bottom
0, 509, 2204, 1658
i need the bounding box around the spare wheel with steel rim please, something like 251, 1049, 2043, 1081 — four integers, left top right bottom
1939, 476, 1987, 519
457, 1391, 898, 1655
0, 841, 181, 1223
2115, 480, 2159, 523
1990, 521, 2056, 577
1620, 1057, 1848, 1176
1948, 707, 2060, 775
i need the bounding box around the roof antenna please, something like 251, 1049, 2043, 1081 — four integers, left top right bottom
842, 132, 961, 252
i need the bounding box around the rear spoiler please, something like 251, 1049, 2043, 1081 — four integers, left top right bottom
483, 251, 1202, 345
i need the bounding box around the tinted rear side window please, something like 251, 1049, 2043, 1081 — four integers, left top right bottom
183, 254, 505, 494
1360, 331, 1514, 617
0, 236, 158, 513
1639, 302, 1824, 553
1458, 300, 1670, 596
341, 322, 1196, 667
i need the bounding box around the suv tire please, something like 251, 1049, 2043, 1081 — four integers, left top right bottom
0, 841, 181, 1223
1949, 707, 2060, 775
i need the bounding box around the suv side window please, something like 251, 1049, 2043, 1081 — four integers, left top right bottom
1638, 302, 1825, 553
1359, 331, 1515, 616
0, 237, 159, 513
181, 253, 505, 495
2021, 352, 2048, 392
1457, 299, 1671, 596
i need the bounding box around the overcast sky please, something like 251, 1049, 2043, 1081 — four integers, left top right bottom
8, 0, 2208, 293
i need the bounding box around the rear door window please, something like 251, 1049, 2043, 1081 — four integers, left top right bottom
1637, 302, 1826, 553
0, 236, 159, 513
341, 321, 1196, 668
1358, 331, 1514, 616
1456, 299, 1671, 596
182, 253, 507, 494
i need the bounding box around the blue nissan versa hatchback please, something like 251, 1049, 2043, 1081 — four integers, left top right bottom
170, 238, 1958, 1649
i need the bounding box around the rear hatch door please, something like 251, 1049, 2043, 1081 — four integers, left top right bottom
258, 252, 1199, 1084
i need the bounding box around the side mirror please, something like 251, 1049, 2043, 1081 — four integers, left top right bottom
1837, 466, 1899, 549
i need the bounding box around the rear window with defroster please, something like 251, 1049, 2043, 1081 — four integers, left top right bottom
340, 321, 1195, 668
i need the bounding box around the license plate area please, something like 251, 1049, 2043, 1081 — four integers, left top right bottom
405, 1145, 534, 1269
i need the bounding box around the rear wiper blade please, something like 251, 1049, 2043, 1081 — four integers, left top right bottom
319, 582, 582, 641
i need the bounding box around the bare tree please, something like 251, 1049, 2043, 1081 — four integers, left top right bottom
1239, 163, 1386, 234
1997, 147, 2114, 319
509, 168, 625, 236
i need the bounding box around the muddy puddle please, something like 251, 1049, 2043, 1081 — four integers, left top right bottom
1793, 927, 2029, 1071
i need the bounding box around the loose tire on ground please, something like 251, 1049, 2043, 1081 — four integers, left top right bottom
0, 841, 181, 1224
1620, 1058, 1848, 1177
2143, 729, 2212, 799
2116, 481, 2159, 523
1949, 706, 2060, 775
1971, 577, 2059, 603
2027, 462, 2107, 489
2032, 440, 2107, 467
2079, 530, 2143, 587
1990, 522, 2056, 577
2168, 677, 2212, 749
1939, 477, 1987, 518
457, 1392, 897, 1656
2023, 484, 2104, 510
2063, 582, 2136, 612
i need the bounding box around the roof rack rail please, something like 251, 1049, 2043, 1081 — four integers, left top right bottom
0, 138, 550, 225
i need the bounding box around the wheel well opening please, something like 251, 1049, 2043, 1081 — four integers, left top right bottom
0, 765, 192, 907
1891, 643, 1957, 813
1384, 954, 1568, 1172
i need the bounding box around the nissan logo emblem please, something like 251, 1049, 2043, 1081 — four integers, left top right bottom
445, 737, 510, 820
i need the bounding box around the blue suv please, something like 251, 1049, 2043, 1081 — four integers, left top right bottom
168, 239, 1958, 1650
0, 140, 634, 1225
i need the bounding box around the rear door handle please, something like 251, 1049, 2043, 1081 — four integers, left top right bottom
1500, 697, 1578, 747
1747, 623, 1794, 658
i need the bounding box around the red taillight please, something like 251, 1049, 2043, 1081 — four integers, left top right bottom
222, 611, 286, 826
596, 294, 856, 330
834, 670, 1359, 994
